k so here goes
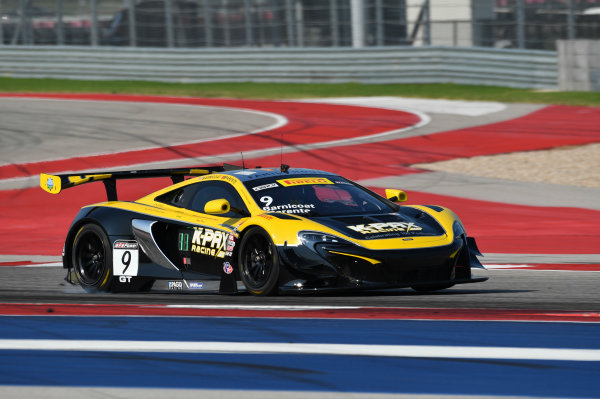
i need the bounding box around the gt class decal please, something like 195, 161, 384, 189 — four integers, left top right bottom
347, 222, 423, 234
277, 177, 333, 187
113, 240, 139, 279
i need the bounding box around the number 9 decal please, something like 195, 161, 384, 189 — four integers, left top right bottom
260, 196, 273, 208
113, 241, 139, 276
121, 251, 131, 274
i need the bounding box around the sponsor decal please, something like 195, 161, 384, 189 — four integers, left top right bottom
334, 180, 352, 185
188, 281, 204, 290
113, 240, 139, 277
347, 222, 423, 234
252, 183, 278, 192
235, 171, 256, 176
178, 232, 190, 252
46, 177, 54, 191
202, 174, 238, 184
190, 227, 230, 258
277, 177, 333, 187
114, 241, 138, 250
168, 281, 183, 290
226, 235, 236, 251
223, 262, 233, 275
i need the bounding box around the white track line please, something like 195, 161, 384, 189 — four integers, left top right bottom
1, 340, 599, 361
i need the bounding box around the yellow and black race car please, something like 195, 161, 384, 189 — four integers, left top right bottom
41, 164, 487, 295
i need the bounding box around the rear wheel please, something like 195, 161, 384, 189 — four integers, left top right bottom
238, 227, 279, 296
71, 224, 113, 292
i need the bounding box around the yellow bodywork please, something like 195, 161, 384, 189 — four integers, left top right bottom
79, 173, 458, 251
42, 170, 458, 252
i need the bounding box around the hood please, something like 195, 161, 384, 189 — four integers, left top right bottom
314, 208, 446, 240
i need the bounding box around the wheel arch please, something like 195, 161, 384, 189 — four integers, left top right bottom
63, 206, 138, 269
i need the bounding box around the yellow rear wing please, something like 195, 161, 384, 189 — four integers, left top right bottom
40, 165, 240, 201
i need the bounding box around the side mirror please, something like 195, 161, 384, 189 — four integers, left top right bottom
204, 199, 231, 214
385, 189, 407, 203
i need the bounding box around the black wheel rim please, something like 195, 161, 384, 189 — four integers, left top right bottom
75, 232, 106, 285
242, 234, 273, 289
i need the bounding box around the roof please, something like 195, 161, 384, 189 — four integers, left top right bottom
220, 167, 337, 183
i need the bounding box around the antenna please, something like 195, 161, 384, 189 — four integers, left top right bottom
279, 132, 290, 173
240, 152, 245, 169
280, 132, 284, 167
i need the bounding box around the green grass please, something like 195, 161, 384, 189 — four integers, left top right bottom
1, 77, 599, 106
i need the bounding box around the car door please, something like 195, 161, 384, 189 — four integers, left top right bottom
175, 180, 250, 280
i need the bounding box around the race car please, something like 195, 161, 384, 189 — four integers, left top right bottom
40, 164, 487, 295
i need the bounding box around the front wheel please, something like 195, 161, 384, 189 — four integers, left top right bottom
71, 224, 113, 292
238, 227, 279, 296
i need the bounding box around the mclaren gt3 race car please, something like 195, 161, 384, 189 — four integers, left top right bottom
41, 165, 487, 295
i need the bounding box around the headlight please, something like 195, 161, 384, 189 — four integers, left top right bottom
298, 231, 353, 247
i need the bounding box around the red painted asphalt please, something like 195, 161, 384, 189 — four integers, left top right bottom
0, 93, 421, 179
0, 303, 598, 322
485, 264, 600, 271
1, 94, 600, 256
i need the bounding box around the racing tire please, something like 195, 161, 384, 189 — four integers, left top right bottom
238, 227, 280, 296
71, 224, 113, 292
411, 283, 455, 292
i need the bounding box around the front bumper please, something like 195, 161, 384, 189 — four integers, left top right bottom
278, 235, 486, 292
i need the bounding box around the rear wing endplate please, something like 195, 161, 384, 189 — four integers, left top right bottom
40, 164, 241, 201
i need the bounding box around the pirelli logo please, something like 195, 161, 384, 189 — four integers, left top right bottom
277, 177, 333, 187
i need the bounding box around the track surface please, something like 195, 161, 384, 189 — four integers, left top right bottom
1, 94, 599, 398
0, 266, 599, 313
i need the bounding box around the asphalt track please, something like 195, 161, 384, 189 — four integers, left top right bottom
0, 94, 599, 398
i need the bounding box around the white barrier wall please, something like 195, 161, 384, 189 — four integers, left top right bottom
0, 46, 558, 89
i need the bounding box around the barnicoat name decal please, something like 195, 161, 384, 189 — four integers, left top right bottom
262, 203, 316, 214
259, 195, 315, 214
347, 222, 423, 234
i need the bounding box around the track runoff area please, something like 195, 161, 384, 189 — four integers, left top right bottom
0, 94, 599, 398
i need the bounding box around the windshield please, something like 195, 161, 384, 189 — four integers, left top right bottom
245, 175, 397, 217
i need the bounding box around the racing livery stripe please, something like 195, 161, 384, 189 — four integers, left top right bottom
0, 303, 598, 322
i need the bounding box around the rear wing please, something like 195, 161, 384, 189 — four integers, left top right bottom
40, 164, 241, 201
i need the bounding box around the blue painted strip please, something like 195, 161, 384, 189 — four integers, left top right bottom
1, 316, 598, 397
1, 316, 599, 348
0, 350, 598, 397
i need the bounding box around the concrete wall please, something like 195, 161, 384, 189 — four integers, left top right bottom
558, 40, 600, 91
0, 46, 558, 89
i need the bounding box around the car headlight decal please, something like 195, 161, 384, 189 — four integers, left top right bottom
298, 231, 353, 247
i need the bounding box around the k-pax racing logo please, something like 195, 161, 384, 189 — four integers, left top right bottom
347, 222, 423, 234
189, 227, 232, 258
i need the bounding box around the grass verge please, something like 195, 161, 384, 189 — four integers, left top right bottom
0, 77, 599, 106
